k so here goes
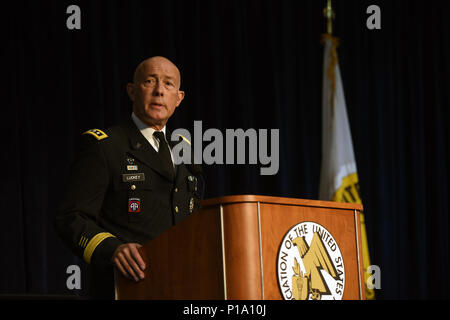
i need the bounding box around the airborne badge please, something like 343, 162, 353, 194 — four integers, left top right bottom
128, 198, 141, 213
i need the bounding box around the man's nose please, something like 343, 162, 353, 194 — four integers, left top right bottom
152, 81, 164, 96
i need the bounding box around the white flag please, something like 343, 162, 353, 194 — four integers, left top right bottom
319, 34, 375, 299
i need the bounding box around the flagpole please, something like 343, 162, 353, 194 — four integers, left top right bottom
323, 0, 334, 35
322, 0, 337, 118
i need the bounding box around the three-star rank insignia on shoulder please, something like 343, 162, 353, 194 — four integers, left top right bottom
83, 128, 108, 141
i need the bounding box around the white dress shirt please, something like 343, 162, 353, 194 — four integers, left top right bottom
131, 113, 175, 169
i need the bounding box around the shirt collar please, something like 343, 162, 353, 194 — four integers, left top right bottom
131, 112, 166, 147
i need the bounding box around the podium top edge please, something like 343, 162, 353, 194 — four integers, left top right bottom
201, 194, 363, 211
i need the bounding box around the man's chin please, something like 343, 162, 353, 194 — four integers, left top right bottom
141, 114, 168, 128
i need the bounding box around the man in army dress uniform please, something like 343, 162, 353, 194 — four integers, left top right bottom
55, 56, 203, 299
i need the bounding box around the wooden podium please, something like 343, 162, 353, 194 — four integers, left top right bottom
115, 195, 365, 300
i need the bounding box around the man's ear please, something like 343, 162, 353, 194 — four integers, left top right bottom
176, 90, 185, 107
126, 83, 135, 102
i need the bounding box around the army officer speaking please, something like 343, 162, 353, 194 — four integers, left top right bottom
55, 56, 203, 299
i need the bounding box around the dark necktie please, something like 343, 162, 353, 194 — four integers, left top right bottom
153, 131, 174, 180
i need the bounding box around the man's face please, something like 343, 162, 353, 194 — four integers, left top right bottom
127, 57, 185, 129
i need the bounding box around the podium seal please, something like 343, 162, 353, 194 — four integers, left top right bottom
276, 221, 345, 300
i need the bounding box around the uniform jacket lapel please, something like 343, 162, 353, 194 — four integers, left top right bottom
121, 118, 175, 182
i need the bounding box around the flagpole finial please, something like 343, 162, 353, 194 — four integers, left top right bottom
323, 0, 335, 35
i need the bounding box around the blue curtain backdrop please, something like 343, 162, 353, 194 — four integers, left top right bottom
2, 0, 449, 299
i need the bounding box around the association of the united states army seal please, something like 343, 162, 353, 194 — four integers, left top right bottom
276, 221, 345, 300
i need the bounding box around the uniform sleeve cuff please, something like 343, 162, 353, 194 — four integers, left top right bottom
89, 235, 123, 270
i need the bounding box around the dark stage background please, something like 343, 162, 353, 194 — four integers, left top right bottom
2, 0, 449, 299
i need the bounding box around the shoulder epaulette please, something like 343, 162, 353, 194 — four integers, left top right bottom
177, 134, 191, 145
83, 128, 108, 141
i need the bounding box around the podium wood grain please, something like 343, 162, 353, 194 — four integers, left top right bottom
115, 195, 365, 300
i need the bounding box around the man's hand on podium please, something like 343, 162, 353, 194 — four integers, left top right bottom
112, 243, 146, 282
